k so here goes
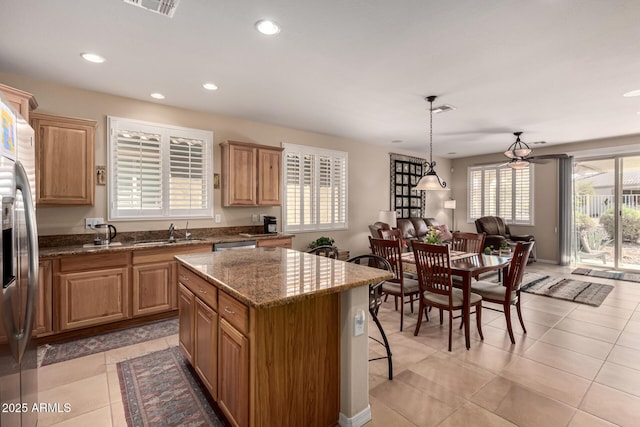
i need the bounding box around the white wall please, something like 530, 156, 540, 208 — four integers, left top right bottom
1, 73, 451, 256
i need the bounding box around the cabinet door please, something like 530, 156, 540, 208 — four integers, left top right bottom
195, 298, 218, 399
218, 318, 249, 427
31, 113, 96, 206
226, 144, 257, 206
178, 283, 195, 364
58, 267, 129, 331
256, 148, 282, 206
35, 259, 53, 336
256, 238, 292, 249
0, 83, 36, 122
132, 261, 173, 317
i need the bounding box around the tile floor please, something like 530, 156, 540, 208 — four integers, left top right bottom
37, 263, 640, 426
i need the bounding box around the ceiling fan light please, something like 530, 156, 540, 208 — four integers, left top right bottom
513, 148, 531, 157
508, 159, 529, 170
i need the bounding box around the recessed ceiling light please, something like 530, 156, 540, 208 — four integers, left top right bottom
391, 140, 403, 144
623, 89, 640, 97
150, 93, 165, 99
255, 19, 280, 35
81, 52, 105, 63
203, 82, 218, 91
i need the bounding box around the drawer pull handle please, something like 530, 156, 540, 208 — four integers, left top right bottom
224, 307, 235, 315
181, 275, 189, 281
199, 289, 207, 294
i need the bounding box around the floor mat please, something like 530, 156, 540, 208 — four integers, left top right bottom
573, 267, 640, 283
517, 272, 614, 306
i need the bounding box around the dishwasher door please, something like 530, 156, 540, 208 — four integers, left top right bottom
213, 240, 257, 251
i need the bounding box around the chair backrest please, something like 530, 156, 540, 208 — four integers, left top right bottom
475, 216, 509, 237
411, 241, 452, 299
451, 231, 485, 254
505, 241, 534, 294
346, 254, 393, 314
369, 221, 391, 238
307, 245, 339, 259
369, 236, 404, 281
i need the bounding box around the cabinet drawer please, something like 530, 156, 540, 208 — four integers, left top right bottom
59, 252, 130, 272
178, 266, 217, 310
219, 292, 249, 335
256, 238, 292, 248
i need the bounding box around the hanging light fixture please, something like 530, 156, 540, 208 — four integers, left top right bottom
414, 95, 448, 190
504, 131, 532, 169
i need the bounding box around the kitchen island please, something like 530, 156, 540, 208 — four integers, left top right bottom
175, 247, 392, 427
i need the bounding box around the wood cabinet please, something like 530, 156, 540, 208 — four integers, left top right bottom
0, 82, 37, 121
178, 283, 195, 364
195, 298, 218, 399
35, 259, 53, 337
221, 141, 283, 207
218, 317, 249, 427
132, 244, 211, 317
30, 112, 96, 206
56, 252, 130, 331
256, 237, 292, 249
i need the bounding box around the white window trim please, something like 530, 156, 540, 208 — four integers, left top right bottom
467, 163, 535, 226
282, 143, 348, 233
107, 116, 214, 221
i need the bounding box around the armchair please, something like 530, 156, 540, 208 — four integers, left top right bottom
474, 216, 536, 262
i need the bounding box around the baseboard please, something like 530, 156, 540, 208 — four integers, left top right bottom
339, 405, 372, 427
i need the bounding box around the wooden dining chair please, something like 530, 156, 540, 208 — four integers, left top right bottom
369, 236, 419, 332
346, 254, 394, 380
470, 241, 534, 344
451, 231, 485, 254
307, 245, 340, 259
412, 241, 484, 351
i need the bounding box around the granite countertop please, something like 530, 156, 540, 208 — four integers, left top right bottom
175, 248, 393, 308
39, 233, 294, 258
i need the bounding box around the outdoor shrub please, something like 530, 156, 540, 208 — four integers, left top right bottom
581, 227, 611, 251
575, 212, 595, 231
600, 206, 640, 242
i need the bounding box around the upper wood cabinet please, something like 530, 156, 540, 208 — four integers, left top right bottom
30, 113, 96, 206
0, 82, 37, 122
221, 141, 283, 207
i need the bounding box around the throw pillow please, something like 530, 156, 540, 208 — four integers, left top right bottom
436, 224, 453, 241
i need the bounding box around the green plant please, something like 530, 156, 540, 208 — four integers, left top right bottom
575, 212, 596, 231
423, 226, 442, 244
309, 236, 335, 249
500, 242, 510, 250
600, 206, 640, 242
580, 227, 612, 251
483, 245, 494, 254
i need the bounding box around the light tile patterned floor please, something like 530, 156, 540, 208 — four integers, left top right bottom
38, 263, 640, 426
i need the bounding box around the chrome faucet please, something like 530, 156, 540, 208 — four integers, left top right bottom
184, 221, 191, 240
168, 223, 176, 242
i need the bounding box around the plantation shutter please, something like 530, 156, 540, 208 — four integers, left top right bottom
498, 168, 513, 221
484, 169, 497, 217
169, 135, 209, 216
514, 167, 532, 224
468, 169, 483, 219
285, 152, 301, 227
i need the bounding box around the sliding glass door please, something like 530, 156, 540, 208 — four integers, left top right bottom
574, 155, 640, 271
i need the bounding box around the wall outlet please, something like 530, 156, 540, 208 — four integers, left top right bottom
259, 214, 266, 222
85, 217, 104, 229
252, 214, 258, 223
354, 309, 365, 337
215, 214, 221, 223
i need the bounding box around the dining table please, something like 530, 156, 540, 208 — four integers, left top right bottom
401, 250, 511, 349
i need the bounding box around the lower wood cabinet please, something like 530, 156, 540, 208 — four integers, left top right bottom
256, 237, 292, 248
35, 259, 53, 336
195, 298, 218, 399
178, 283, 195, 364
132, 262, 173, 316
58, 267, 130, 331
218, 317, 249, 427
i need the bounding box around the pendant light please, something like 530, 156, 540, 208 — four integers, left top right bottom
414, 95, 448, 190
504, 131, 532, 169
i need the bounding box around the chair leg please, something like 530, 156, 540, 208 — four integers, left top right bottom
414, 301, 425, 336
371, 309, 393, 380
410, 295, 415, 313
476, 304, 484, 340
516, 300, 527, 334
400, 302, 404, 332
394, 296, 398, 311
504, 303, 515, 344
448, 311, 453, 352
439, 309, 443, 325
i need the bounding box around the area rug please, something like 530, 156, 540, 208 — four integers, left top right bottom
118, 346, 225, 427
516, 272, 614, 306
41, 318, 179, 366
573, 267, 640, 283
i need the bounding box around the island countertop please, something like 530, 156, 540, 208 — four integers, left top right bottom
175, 247, 393, 308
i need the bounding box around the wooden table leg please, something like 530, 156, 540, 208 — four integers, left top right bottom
463, 272, 471, 350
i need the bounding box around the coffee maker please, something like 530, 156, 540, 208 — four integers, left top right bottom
93, 223, 117, 245
263, 216, 277, 234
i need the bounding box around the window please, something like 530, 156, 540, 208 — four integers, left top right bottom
108, 117, 213, 220
468, 164, 534, 225
283, 143, 348, 232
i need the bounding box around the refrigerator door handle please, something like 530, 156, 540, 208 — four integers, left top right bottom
14, 160, 39, 363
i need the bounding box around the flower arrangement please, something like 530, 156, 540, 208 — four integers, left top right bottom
483, 245, 494, 254
423, 226, 443, 244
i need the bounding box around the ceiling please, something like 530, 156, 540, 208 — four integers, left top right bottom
2, 0, 640, 158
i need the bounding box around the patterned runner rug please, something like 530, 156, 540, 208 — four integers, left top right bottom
515, 272, 614, 306
118, 346, 225, 427
41, 318, 179, 366
573, 267, 640, 283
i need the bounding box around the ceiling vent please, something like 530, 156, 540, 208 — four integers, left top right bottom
123, 0, 180, 18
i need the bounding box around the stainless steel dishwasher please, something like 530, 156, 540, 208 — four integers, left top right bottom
213, 240, 257, 251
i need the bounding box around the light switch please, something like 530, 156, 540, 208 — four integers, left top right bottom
354, 309, 365, 336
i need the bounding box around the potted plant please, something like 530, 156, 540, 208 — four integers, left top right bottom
309, 236, 335, 249
499, 242, 511, 256
483, 245, 494, 255
423, 226, 442, 244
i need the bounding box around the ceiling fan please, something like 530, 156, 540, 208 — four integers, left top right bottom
502, 132, 568, 168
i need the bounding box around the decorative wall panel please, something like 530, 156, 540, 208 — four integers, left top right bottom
389, 153, 425, 219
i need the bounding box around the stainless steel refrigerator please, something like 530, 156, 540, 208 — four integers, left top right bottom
0, 93, 39, 427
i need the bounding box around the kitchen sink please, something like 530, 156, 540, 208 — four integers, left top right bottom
133, 239, 206, 247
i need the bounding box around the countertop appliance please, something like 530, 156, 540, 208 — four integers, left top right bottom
213, 240, 257, 251
263, 215, 277, 234
0, 94, 39, 427
92, 223, 117, 245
